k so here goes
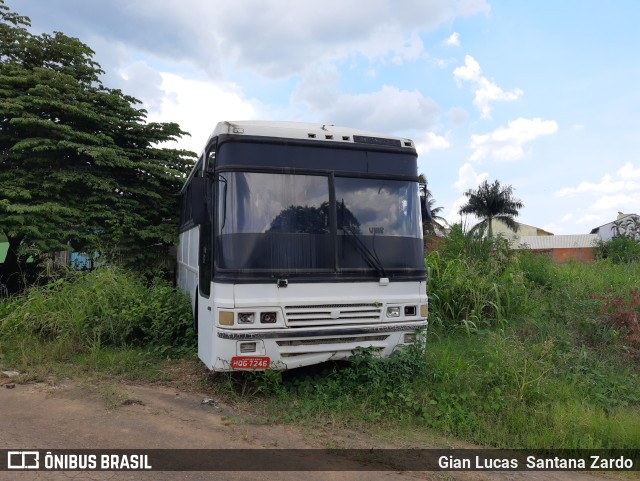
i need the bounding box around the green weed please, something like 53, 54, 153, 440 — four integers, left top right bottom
217, 234, 640, 449
0, 267, 194, 377
426, 226, 528, 331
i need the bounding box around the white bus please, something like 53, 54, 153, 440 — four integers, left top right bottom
177, 121, 430, 371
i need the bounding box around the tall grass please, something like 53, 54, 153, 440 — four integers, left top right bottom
0, 267, 194, 373
224, 228, 640, 449
426, 225, 528, 332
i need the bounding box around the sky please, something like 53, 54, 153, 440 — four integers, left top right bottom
6, 0, 640, 234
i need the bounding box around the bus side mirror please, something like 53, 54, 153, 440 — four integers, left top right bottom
191, 177, 210, 225
419, 183, 432, 223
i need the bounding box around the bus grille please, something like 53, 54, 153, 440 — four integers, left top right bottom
284, 303, 382, 327
277, 335, 389, 346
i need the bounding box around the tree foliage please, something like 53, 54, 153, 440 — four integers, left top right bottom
459, 179, 524, 237
418, 173, 447, 236
595, 236, 640, 264
0, 1, 195, 291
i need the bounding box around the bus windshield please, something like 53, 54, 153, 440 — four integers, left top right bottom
216, 171, 424, 276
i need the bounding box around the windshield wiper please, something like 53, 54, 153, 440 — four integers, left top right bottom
343, 225, 387, 279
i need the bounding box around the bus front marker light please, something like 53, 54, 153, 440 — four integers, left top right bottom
420, 304, 428, 318
219, 311, 234, 326
238, 312, 255, 324
260, 312, 277, 324
239, 342, 257, 353
386, 306, 400, 318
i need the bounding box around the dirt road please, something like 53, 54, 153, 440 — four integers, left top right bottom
0, 379, 626, 481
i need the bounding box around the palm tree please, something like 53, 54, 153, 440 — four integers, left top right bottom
459, 179, 524, 237
418, 174, 448, 235
613, 214, 640, 240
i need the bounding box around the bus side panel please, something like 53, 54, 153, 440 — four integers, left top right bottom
205, 283, 235, 369
177, 228, 199, 316
197, 289, 214, 368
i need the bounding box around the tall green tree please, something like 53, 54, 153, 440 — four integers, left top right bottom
459, 179, 524, 237
0, 1, 195, 292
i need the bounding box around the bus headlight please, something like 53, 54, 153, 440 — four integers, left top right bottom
260, 312, 277, 324
386, 306, 400, 318
403, 332, 416, 344
238, 312, 255, 324
219, 311, 234, 326
404, 306, 417, 316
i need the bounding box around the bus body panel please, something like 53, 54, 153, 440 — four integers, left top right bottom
201, 280, 427, 371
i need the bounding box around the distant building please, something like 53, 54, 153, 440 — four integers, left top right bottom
490, 219, 553, 244
518, 234, 598, 263
490, 220, 598, 263
590, 213, 640, 241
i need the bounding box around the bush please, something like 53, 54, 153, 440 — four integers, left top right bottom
595, 235, 640, 264
592, 289, 640, 356
517, 250, 559, 290
0, 267, 194, 354
425, 224, 527, 332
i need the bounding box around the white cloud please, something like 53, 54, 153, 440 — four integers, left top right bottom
291, 64, 341, 111
575, 214, 608, 225
556, 170, 640, 197
444, 32, 460, 46
469, 117, 558, 162
618, 161, 640, 179
415, 132, 450, 155
453, 55, 523, 119
554, 161, 640, 231
590, 193, 640, 212
564, 193, 640, 230
453, 54, 482, 82
208, 1, 489, 76
543, 223, 562, 234
453, 162, 488, 192
294, 79, 441, 133
147, 73, 258, 153
20, 0, 490, 79
433, 57, 457, 69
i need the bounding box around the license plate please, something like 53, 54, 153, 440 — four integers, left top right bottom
230, 356, 270, 369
